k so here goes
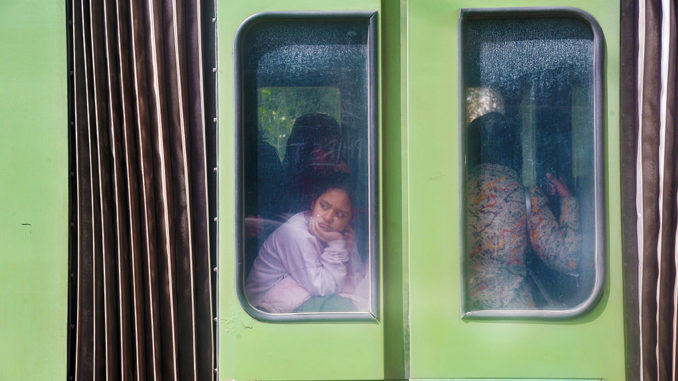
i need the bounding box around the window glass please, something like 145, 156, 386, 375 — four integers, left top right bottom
462, 14, 601, 313
257, 87, 342, 160
238, 15, 376, 318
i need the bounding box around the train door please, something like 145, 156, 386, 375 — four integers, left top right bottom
221, 1, 384, 380
405, 0, 625, 379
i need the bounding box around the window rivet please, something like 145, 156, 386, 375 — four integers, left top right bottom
212, 17, 216, 23
212, 67, 217, 73
212, 167, 217, 173
213, 117, 217, 123
213, 217, 218, 222
213, 267, 218, 272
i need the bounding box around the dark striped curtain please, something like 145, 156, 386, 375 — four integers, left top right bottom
68, 0, 216, 380
622, 0, 678, 380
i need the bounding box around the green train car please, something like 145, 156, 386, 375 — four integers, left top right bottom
1, 0, 674, 380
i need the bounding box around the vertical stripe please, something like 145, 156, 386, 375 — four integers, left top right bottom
169, 0, 200, 375
194, 0, 216, 377
636, 1, 647, 380
114, 0, 148, 378
656, 0, 672, 377
114, 0, 143, 379
635, 0, 678, 379
73, 0, 83, 377
129, 0, 161, 378
102, 0, 132, 378
73, 0, 96, 379
146, 0, 179, 378
87, 6, 105, 377
655, 0, 667, 375
79, 0, 106, 378
88, 0, 121, 377
172, 0, 198, 379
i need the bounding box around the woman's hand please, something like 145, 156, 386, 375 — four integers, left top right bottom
309, 216, 344, 242
546, 172, 571, 198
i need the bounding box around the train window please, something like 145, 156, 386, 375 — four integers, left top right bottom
235, 13, 378, 320
461, 9, 605, 317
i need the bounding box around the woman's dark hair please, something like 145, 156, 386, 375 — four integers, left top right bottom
466, 112, 522, 172
309, 172, 355, 201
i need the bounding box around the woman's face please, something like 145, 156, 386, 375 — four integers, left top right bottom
310, 188, 353, 233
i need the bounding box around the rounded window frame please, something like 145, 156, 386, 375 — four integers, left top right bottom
458, 7, 606, 319
234, 11, 380, 322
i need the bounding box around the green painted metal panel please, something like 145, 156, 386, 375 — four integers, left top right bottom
380, 0, 409, 379
406, 0, 624, 380
219, 1, 385, 379
0, 0, 69, 380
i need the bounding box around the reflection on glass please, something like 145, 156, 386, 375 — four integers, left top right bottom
462, 16, 597, 311
239, 17, 373, 315
258, 87, 341, 159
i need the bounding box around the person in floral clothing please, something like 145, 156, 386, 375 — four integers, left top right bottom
465, 112, 580, 310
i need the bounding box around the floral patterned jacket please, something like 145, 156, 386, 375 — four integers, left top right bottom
465, 163, 580, 310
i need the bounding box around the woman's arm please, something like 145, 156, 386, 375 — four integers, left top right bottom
280, 230, 350, 297
527, 176, 580, 275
